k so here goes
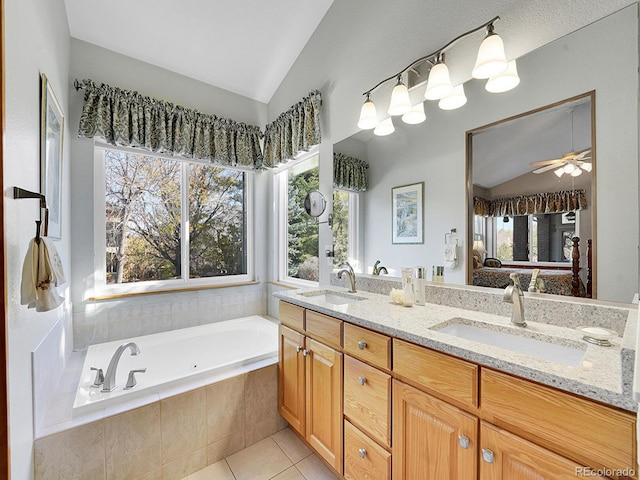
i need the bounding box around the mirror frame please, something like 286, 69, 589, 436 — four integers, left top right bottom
465, 91, 597, 297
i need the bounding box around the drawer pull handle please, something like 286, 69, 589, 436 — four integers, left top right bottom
296, 345, 302, 353
358, 448, 367, 458
358, 376, 367, 385
302, 349, 309, 357
458, 435, 470, 449
481, 448, 494, 464
358, 341, 368, 350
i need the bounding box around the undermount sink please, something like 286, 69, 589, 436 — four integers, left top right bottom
432, 318, 586, 367
298, 290, 367, 305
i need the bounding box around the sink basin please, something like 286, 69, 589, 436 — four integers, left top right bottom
432, 319, 586, 367
298, 290, 366, 306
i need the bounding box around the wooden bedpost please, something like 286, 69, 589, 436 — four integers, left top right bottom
586, 239, 592, 298
571, 237, 581, 297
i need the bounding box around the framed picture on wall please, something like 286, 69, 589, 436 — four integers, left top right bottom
392, 182, 424, 244
40, 73, 64, 240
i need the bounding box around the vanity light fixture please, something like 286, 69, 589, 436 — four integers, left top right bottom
402, 102, 427, 124
438, 84, 468, 110
388, 75, 412, 116
357, 16, 517, 133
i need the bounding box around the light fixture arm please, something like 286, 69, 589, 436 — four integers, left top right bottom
361, 15, 501, 97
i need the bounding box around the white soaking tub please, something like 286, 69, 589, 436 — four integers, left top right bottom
73, 315, 278, 415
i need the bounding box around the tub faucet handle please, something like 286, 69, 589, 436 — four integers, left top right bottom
124, 368, 147, 390
90, 367, 104, 387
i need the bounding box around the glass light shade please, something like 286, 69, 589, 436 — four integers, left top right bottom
485, 60, 520, 93
424, 62, 453, 100
374, 117, 395, 136
438, 84, 468, 110
472, 239, 487, 254
554, 167, 565, 178
571, 168, 583, 177
472, 33, 508, 79
563, 163, 576, 174
358, 98, 378, 130
581, 162, 592, 172
402, 102, 426, 124
388, 81, 412, 116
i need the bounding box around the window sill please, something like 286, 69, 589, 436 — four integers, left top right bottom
87, 280, 260, 301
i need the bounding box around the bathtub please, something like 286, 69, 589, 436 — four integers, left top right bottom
73, 315, 278, 415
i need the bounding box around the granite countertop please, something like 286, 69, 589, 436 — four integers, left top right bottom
274, 287, 637, 412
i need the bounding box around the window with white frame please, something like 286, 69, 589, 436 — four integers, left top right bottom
332, 188, 359, 269
96, 147, 253, 293
278, 153, 320, 284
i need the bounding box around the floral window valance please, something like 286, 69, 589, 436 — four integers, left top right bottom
474, 189, 587, 217
263, 90, 322, 168
77, 79, 264, 169
333, 152, 368, 192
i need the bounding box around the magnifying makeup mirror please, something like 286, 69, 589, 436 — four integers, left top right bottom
304, 191, 327, 217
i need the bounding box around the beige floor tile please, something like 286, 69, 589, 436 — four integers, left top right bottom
162, 447, 207, 480
105, 403, 161, 480
226, 437, 293, 480
270, 466, 305, 480
207, 431, 246, 465
295, 455, 339, 480
161, 388, 207, 464
271, 428, 311, 464
182, 459, 235, 480
206, 375, 245, 443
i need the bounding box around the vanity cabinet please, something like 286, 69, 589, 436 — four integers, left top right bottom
479, 421, 607, 479
277, 302, 343, 474
393, 379, 478, 480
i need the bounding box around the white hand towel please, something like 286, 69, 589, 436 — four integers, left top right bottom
20, 237, 66, 312
444, 244, 457, 268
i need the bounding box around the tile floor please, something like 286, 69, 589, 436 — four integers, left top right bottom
182, 427, 339, 480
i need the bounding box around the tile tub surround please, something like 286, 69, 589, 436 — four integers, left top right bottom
34, 364, 288, 480
275, 287, 638, 412
73, 283, 268, 350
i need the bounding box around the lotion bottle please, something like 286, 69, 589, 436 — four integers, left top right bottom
415, 267, 426, 305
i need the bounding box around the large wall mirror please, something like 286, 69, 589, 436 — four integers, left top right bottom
332, 5, 637, 303
467, 93, 595, 298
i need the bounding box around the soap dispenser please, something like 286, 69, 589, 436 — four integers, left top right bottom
401, 267, 415, 307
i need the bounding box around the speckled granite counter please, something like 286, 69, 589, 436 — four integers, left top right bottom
274, 286, 637, 412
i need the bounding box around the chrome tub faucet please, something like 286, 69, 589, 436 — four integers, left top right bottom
503, 273, 526, 327
102, 342, 141, 392
337, 262, 357, 293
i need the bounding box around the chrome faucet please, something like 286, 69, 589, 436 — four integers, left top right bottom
102, 342, 141, 392
503, 273, 526, 327
372, 260, 388, 275
337, 262, 357, 293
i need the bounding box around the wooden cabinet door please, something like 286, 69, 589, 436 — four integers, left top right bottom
479, 422, 607, 480
306, 337, 343, 474
393, 380, 477, 480
278, 325, 306, 436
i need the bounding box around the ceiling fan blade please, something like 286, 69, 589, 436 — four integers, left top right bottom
528, 158, 563, 167
533, 163, 564, 174
574, 149, 591, 160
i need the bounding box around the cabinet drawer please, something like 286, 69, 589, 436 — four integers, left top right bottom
393, 339, 478, 408
305, 310, 342, 349
481, 368, 636, 474
279, 301, 305, 332
344, 355, 391, 447
344, 420, 391, 480
343, 323, 391, 371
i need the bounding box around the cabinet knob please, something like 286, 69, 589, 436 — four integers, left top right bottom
296, 345, 302, 353
358, 376, 367, 386
358, 341, 367, 350
481, 448, 494, 464
358, 448, 367, 458
302, 349, 309, 357
458, 435, 470, 449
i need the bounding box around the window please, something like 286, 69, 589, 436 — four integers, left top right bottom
332, 188, 359, 269
278, 154, 319, 284
494, 212, 575, 263
97, 147, 252, 293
